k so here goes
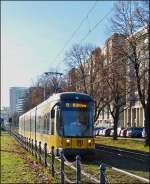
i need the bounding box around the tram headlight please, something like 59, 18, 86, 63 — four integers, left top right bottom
66, 139, 70, 144
88, 139, 92, 144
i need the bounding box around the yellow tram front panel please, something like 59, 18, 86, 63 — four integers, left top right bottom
21, 129, 95, 152
62, 137, 95, 149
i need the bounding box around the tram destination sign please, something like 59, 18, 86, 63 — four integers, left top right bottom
65, 103, 87, 108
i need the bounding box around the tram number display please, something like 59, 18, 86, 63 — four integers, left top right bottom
76, 140, 83, 147
65, 103, 87, 108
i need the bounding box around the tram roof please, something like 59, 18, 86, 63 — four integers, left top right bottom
50, 92, 93, 101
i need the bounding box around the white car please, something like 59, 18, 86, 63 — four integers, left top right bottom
142, 128, 146, 138
98, 128, 105, 135
110, 129, 114, 136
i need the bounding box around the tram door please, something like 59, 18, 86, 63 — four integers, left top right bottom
50, 105, 60, 147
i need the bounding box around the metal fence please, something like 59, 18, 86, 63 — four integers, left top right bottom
11, 131, 109, 184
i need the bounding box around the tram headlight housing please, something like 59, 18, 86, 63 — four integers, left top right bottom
66, 139, 70, 144
88, 139, 92, 144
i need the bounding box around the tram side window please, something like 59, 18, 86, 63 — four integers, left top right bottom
19, 120, 21, 132
25, 119, 26, 132
23, 120, 25, 133
51, 109, 55, 135
44, 114, 50, 134
44, 115, 47, 134
49, 113, 51, 134
26, 118, 29, 132
26, 119, 28, 131
25, 119, 27, 132
31, 115, 35, 133
22, 120, 24, 132
47, 113, 50, 133
40, 115, 44, 133
23, 119, 25, 133
36, 116, 41, 133
28, 118, 30, 131
56, 107, 62, 135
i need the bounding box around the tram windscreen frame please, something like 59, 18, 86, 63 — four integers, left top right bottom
60, 100, 94, 137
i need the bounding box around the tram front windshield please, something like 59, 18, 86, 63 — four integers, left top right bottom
62, 102, 93, 137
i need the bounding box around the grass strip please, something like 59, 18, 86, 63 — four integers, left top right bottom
1, 132, 59, 183
95, 136, 149, 152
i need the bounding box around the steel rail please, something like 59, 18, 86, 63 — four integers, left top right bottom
95, 144, 149, 162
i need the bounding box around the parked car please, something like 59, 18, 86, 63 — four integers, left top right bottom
94, 128, 98, 136
120, 128, 128, 137
94, 128, 100, 136
96, 129, 100, 136
126, 127, 143, 138
100, 128, 107, 136
142, 128, 146, 138
94, 127, 105, 136
103, 128, 113, 136
110, 129, 114, 136
98, 127, 106, 136
117, 127, 124, 136
110, 128, 124, 137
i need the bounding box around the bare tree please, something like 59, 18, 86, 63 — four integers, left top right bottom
23, 71, 64, 113
23, 87, 44, 112
61, 70, 78, 92
110, 1, 150, 145
64, 43, 107, 122
103, 59, 127, 140
11, 112, 19, 128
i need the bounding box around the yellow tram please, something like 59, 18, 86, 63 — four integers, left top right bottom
19, 92, 95, 155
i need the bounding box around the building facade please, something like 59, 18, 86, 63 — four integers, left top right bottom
10, 87, 28, 115
67, 26, 148, 129
123, 26, 148, 128
97, 26, 148, 128
96, 33, 126, 128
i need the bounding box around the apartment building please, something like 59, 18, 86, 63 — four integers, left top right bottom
96, 33, 126, 128
67, 26, 148, 128
97, 26, 148, 128
123, 26, 148, 128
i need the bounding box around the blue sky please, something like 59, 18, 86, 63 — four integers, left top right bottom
1, 1, 114, 107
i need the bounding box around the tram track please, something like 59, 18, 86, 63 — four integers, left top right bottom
90, 144, 150, 182
95, 144, 149, 163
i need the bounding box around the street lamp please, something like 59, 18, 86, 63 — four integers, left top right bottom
43, 72, 50, 101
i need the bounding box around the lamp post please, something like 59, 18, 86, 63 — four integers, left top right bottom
43, 72, 50, 101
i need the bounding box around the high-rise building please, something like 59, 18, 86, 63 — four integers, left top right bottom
9, 87, 28, 114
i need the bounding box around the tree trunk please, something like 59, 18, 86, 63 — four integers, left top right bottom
144, 101, 150, 146
113, 108, 119, 140
145, 22, 150, 146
